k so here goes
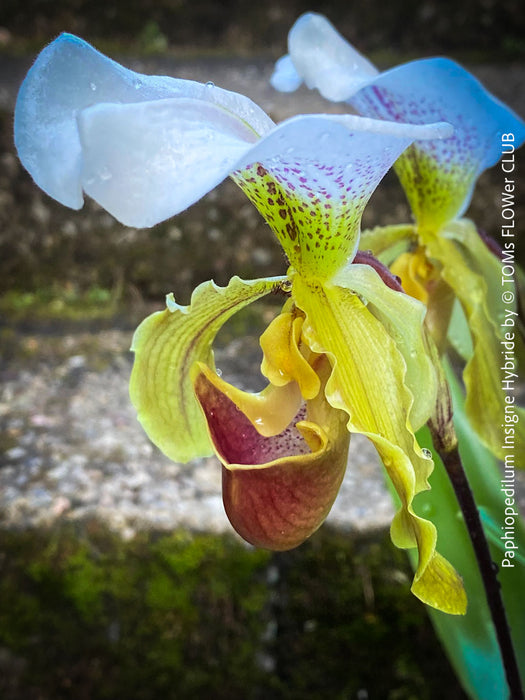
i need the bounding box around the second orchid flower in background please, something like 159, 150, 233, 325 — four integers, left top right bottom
272, 12, 525, 461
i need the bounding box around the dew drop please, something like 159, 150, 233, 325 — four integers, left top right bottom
216, 368, 223, 377
420, 502, 434, 516
99, 166, 112, 181
90, 82, 97, 91
205, 81, 215, 89
421, 448, 432, 459
134, 79, 143, 90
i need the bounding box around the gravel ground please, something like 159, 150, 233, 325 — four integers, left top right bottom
0, 327, 395, 537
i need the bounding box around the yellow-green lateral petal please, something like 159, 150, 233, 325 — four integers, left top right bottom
333, 263, 437, 431
129, 276, 282, 463
426, 220, 525, 461
292, 273, 466, 613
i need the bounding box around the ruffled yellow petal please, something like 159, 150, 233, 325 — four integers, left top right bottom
129, 275, 283, 462
292, 272, 466, 613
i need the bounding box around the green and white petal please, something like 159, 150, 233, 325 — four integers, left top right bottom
232, 116, 450, 281
292, 272, 466, 614
129, 275, 283, 463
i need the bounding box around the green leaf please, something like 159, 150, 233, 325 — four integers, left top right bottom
405, 364, 525, 699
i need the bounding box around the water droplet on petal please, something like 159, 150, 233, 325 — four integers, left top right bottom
166, 294, 177, 312
99, 167, 112, 181
134, 79, 143, 90
216, 368, 222, 377
205, 81, 215, 88
90, 82, 97, 91
422, 448, 433, 459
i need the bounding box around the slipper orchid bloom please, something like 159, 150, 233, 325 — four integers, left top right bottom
272, 13, 525, 461
15, 33, 467, 613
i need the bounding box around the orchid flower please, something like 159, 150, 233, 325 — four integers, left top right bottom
272, 13, 525, 461
15, 33, 467, 613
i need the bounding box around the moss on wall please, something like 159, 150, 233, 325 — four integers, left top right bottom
0, 523, 466, 699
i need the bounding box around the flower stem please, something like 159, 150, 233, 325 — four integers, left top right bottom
430, 436, 524, 699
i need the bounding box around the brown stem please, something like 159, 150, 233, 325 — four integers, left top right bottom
429, 432, 524, 699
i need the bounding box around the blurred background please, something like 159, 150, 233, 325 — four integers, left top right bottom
2, 0, 525, 56
0, 1, 524, 698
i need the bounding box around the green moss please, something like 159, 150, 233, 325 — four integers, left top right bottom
0, 523, 466, 699
269, 534, 466, 700
0, 285, 119, 322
